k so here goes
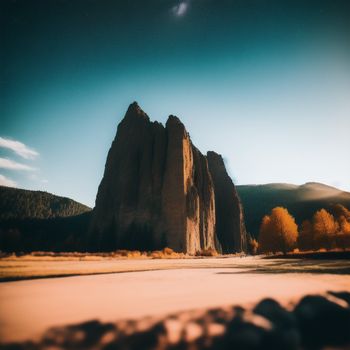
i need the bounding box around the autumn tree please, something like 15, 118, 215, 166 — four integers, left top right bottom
339, 215, 350, 234
327, 204, 350, 249
329, 204, 350, 221
336, 215, 350, 249
247, 234, 259, 255
258, 215, 273, 253
258, 207, 298, 254
312, 209, 339, 250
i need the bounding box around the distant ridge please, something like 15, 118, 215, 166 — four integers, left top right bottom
237, 182, 350, 238
0, 186, 91, 221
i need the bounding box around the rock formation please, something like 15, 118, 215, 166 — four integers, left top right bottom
88, 102, 246, 254
207, 152, 247, 253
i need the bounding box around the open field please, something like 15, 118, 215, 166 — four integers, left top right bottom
1, 251, 350, 282
1, 256, 350, 345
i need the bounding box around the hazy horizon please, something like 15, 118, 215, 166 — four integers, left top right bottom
1, 0, 349, 207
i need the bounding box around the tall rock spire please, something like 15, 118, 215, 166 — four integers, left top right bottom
88, 102, 246, 254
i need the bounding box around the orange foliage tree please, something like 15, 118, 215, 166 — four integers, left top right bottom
336, 214, 350, 249
258, 207, 298, 254
298, 205, 350, 251
339, 215, 350, 234
247, 234, 259, 255
312, 209, 339, 250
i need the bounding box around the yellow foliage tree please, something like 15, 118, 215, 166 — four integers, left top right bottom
312, 209, 339, 250
336, 215, 350, 249
247, 235, 259, 255
258, 207, 298, 254
339, 215, 350, 235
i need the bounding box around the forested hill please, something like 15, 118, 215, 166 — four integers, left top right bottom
237, 182, 350, 238
0, 186, 91, 220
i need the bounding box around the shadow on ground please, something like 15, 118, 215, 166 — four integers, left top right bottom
264, 251, 350, 260
219, 259, 350, 275
1, 291, 350, 350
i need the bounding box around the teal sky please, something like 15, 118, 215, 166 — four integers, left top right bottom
1, 0, 350, 207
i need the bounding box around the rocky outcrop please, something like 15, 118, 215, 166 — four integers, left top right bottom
88, 102, 244, 254
207, 151, 247, 253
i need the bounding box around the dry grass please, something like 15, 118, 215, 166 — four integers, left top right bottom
0, 248, 186, 261
0, 247, 221, 261
149, 248, 187, 259
0, 248, 194, 281
195, 248, 218, 257
0, 250, 247, 282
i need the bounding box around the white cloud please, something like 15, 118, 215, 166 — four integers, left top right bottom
0, 137, 39, 159
0, 174, 17, 188
172, 1, 189, 16
0, 158, 36, 171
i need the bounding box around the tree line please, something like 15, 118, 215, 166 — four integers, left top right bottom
252, 204, 350, 254
0, 186, 91, 221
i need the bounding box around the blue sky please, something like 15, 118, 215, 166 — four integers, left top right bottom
1, 0, 349, 207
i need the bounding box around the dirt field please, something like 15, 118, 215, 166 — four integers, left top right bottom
1, 256, 350, 344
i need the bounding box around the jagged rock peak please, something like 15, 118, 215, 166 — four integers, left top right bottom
124, 101, 150, 122
207, 151, 226, 172
166, 115, 189, 140
207, 150, 222, 159
166, 115, 183, 127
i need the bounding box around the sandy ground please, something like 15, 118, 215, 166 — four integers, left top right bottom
1, 256, 350, 343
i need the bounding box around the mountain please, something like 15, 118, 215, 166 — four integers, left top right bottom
237, 182, 350, 238
0, 186, 91, 221
0, 187, 92, 252
88, 102, 247, 254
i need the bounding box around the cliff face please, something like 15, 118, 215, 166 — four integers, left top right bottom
207, 151, 247, 253
161, 116, 216, 253
88, 103, 216, 254
89, 102, 245, 254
